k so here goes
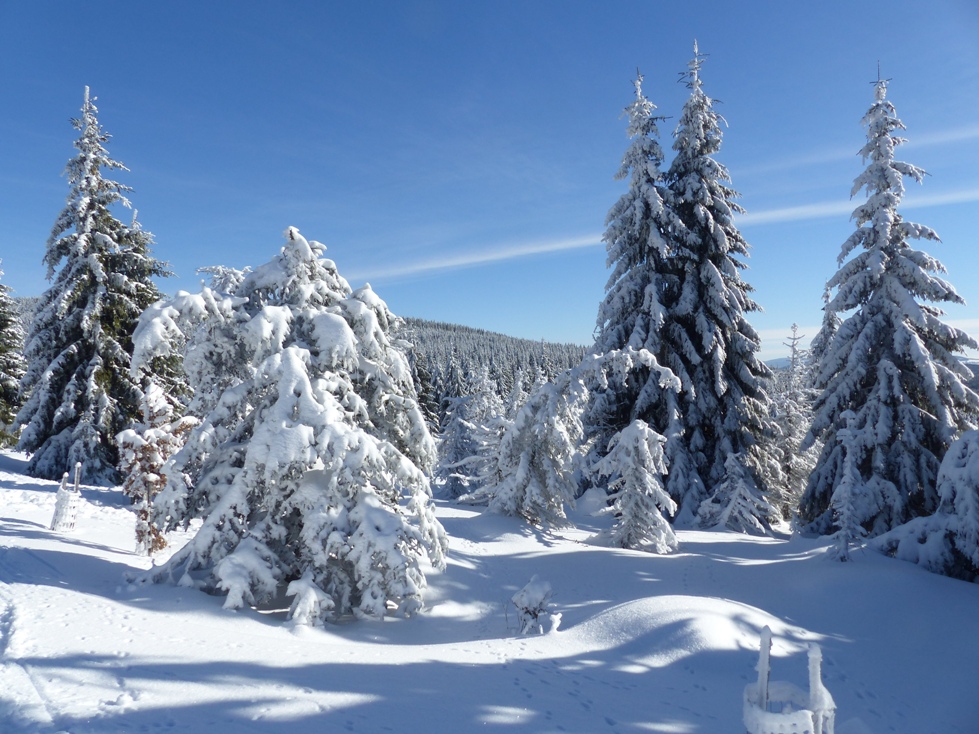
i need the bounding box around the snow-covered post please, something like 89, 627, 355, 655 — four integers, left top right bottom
756, 625, 772, 713
808, 644, 836, 734
50, 464, 81, 532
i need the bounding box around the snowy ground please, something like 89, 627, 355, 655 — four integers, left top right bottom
1, 450, 977, 734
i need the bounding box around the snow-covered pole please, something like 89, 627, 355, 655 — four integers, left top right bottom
73, 462, 81, 492
757, 625, 772, 712
808, 644, 822, 706
807, 643, 836, 734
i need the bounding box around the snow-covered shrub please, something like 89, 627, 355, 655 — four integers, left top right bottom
875, 430, 979, 581
116, 382, 198, 555
511, 576, 556, 635
130, 227, 447, 621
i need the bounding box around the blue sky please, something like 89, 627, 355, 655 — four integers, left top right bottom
2, 1, 978, 360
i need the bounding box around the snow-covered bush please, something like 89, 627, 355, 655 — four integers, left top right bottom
116, 382, 198, 555
130, 227, 447, 621
511, 576, 557, 635
875, 430, 979, 581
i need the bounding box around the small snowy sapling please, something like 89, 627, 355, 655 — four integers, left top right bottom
511, 576, 558, 635
590, 419, 678, 554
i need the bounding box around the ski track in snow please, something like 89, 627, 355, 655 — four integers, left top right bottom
1, 450, 978, 733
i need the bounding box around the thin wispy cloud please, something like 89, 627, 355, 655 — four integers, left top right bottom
348, 233, 603, 282
739, 125, 979, 178
741, 186, 979, 226
904, 187, 979, 209
905, 124, 979, 149
739, 200, 854, 225
357, 181, 979, 282
737, 145, 855, 177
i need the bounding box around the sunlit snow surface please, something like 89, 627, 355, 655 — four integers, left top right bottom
0, 450, 977, 733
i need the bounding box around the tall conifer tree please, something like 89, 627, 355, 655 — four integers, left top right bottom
16, 88, 169, 483
589, 71, 683, 460
801, 78, 979, 535
662, 43, 776, 525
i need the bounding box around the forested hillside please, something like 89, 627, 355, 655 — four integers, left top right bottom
396, 316, 589, 405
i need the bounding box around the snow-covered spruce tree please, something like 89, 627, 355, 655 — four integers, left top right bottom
827, 411, 867, 561
504, 368, 530, 420
800, 78, 979, 537
408, 351, 440, 432
16, 88, 169, 483
435, 365, 509, 498
434, 392, 477, 498
769, 325, 819, 518
590, 419, 678, 553
663, 44, 777, 526
479, 349, 676, 528
697, 452, 779, 535
875, 430, 979, 580
0, 263, 25, 446
131, 228, 446, 621
446, 365, 509, 496
117, 382, 198, 555
808, 283, 840, 379
485, 370, 583, 526
587, 72, 696, 517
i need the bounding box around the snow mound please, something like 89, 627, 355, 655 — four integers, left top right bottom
565, 595, 809, 668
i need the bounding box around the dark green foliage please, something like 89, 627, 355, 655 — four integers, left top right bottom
16, 88, 169, 483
